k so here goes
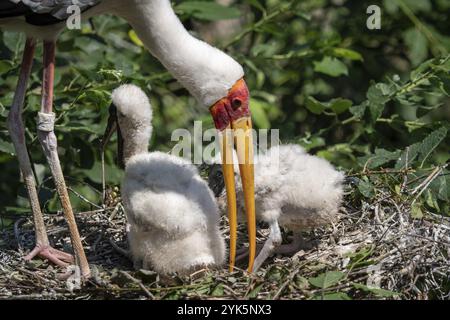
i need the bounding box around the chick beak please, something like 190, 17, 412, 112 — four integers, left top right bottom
102, 103, 124, 169
210, 79, 256, 273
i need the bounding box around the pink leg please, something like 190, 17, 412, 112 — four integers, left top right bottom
7, 38, 73, 268
36, 41, 90, 278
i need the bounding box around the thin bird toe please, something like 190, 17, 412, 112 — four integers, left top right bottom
24, 245, 73, 267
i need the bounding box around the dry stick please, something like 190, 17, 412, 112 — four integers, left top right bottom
119, 270, 154, 299
400, 147, 410, 193
108, 203, 122, 221
16, 266, 53, 285
348, 168, 415, 177
14, 218, 26, 250
67, 187, 102, 209
2, 293, 69, 300
273, 262, 308, 300
411, 165, 447, 205
101, 150, 106, 206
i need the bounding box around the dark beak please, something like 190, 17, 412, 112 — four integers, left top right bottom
102, 103, 125, 169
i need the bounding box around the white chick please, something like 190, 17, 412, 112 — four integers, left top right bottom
110, 84, 225, 275
208, 144, 344, 271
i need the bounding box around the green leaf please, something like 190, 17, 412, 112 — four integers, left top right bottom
332, 48, 363, 61
352, 283, 399, 297
366, 83, 390, 121
329, 98, 353, 114
416, 127, 448, 167
403, 0, 432, 12
425, 189, 440, 211
358, 178, 375, 198
308, 271, 345, 289
359, 148, 401, 169
128, 30, 144, 47
429, 171, 449, 202
312, 292, 352, 300
411, 203, 423, 218
305, 96, 326, 115
176, 1, 241, 21
404, 28, 428, 67
250, 98, 271, 129
247, 284, 263, 298
313, 57, 348, 77
410, 58, 435, 81
3, 31, 25, 52
299, 135, 326, 151
383, 0, 399, 14
0, 60, 14, 73
0, 138, 15, 155
349, 102, 367, 119
395, 142, 421, 169
246, 0, 266, 13
211, 284, 224, 296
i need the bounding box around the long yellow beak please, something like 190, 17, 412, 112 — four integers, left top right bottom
218, 126, 237, 272
218, 120, 256, 273
210, 79, 256, 273
219, 117, 256, 272
232, 117, 256, 273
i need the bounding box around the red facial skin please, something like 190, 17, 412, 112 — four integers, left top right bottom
210, 78, 250, 131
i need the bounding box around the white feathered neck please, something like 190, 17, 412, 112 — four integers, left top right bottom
111, 84, 153, 164
114, 0, 244, 107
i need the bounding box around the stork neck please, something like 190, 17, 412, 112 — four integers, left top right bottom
121, 122, 151, 165
115, 0, 244, 107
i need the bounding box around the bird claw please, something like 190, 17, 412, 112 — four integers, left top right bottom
24, 244, 74, 267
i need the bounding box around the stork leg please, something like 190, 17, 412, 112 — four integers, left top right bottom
7, 38, 73, 268
35, 41, 90, 278
252, 218, 282, 272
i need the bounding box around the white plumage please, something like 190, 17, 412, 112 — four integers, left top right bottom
209, 144, 344, 271
113, 84, 226, 274
0, 0, 244, 107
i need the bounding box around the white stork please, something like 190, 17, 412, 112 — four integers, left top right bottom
0, 0, 256, 278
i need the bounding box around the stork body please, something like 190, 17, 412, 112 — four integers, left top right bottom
110, 84, 225, 274
209, 144, 344, 271
1, 0, 257, 276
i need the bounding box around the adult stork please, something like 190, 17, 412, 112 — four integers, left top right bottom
0, 0, 256, 277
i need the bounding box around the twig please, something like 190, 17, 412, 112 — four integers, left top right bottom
273, 263, 306, 299
411, 165, 446, 205
67, 187, 102, 209
119, 270, 155, 299
13, 218, 26, 250
223, 0, 297, 48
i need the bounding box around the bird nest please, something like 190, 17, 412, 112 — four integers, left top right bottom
0, 183, 449, 300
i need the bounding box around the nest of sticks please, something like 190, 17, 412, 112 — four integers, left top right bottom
0, 177, 449, 300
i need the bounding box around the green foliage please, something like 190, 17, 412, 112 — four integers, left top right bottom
352, 283, 399, 298
175, 1, 241, 21
0, 0, 449, 221
308, 271, 345, 289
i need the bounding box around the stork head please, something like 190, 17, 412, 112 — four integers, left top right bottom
209, 78, 256, 273
102, 85, 153, 168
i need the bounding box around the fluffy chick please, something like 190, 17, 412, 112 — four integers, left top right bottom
209, 144, 344, 271
112, 84, 225, 275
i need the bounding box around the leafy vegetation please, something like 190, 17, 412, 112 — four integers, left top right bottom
0, 0, 449, 300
